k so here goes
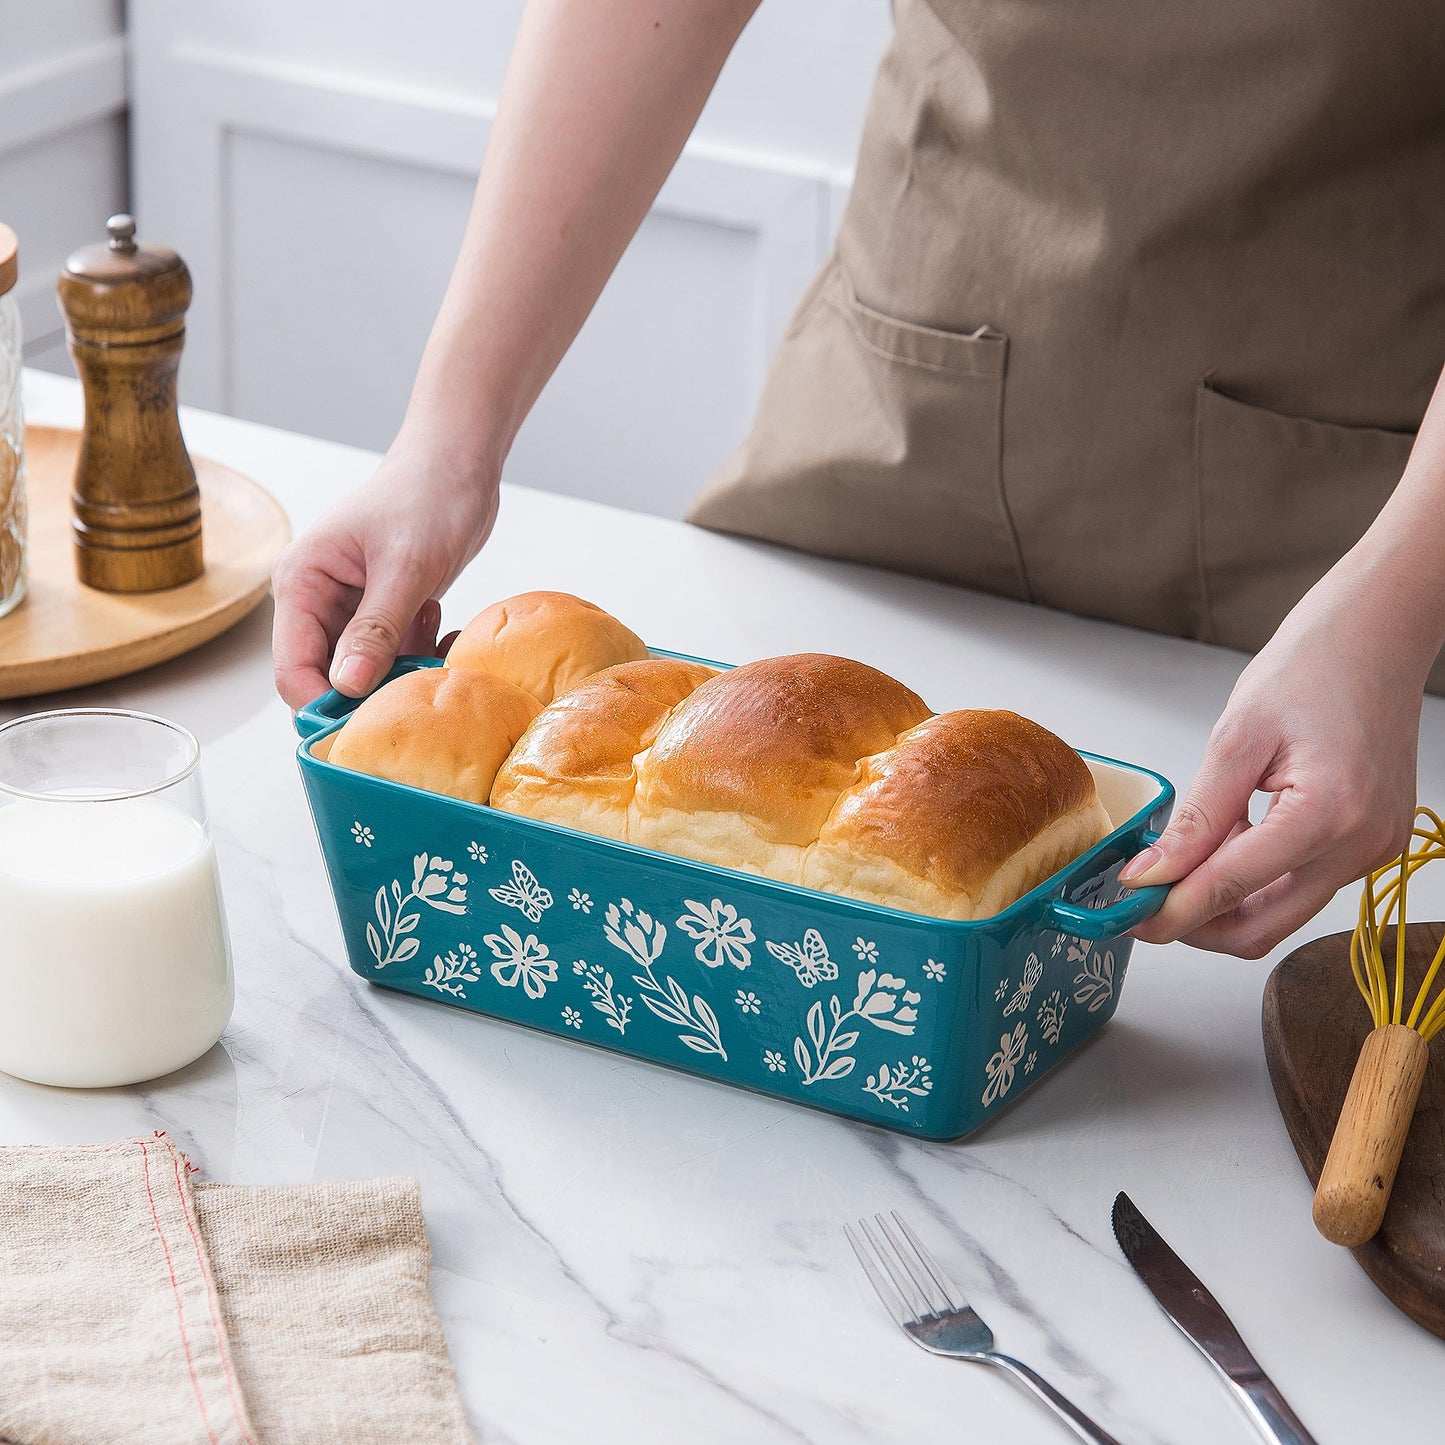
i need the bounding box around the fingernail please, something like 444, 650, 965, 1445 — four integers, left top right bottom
1119, 844, 1162, 886
333, 653, 373, 695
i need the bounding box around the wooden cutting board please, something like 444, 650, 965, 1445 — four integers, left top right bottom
1263, 924, 1445, 1339
0, 425, 289, 699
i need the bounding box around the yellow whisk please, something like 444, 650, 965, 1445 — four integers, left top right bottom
1313, 806, 1445, 1246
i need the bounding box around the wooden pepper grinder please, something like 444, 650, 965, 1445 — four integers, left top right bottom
56, 214, 203, 591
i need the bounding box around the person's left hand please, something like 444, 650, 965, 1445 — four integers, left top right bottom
1120, 563, 1429, 957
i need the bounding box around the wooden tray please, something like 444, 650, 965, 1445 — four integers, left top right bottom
1263, 924, 1445, 1339
0, 425, 289, 699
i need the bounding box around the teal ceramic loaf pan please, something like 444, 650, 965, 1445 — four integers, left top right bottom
295, 655, 1174, 1140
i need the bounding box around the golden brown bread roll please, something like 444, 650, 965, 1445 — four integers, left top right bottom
630, 654, 932, 882
446, 590, 649, 704
801, 710, 1112, 919
489, 657, 717, 838
328, 666, 540, 805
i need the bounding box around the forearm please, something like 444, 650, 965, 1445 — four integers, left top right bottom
1271, 364, 1445, 684
1295, 367, 1445, 684
402, 0, 760, 474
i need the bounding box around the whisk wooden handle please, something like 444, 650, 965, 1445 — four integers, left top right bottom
1312, 1023, 1429, 1246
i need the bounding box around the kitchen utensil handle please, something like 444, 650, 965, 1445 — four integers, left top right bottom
987, 1354, 1124, 1445
292, 655, 441, 739
1312, 1022, 1429, 1245
1231, 1375, 1321, 1445
1048, 830, 1169, 939
293, 689, 352, 740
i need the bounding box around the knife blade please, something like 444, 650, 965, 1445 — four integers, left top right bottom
1111, 1192, 1320, 1445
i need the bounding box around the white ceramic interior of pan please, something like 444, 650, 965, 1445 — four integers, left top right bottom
1087, 758, 1167, 832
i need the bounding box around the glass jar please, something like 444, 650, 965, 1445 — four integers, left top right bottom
0, 222, 25, 620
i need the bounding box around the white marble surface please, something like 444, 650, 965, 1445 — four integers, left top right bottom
5, 369, 1443, 1443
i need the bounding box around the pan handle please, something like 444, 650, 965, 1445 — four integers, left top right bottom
1046, 832, 1169, 939
293, 656, 441, 739
294, 687, 357, 740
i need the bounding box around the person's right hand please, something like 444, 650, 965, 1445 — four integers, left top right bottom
271, 435, 499, 710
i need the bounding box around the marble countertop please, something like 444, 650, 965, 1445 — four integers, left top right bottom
6, 370, 1442, 1443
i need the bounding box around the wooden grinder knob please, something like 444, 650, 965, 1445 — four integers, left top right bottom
1312, 1023, 1430, 1246
56, 214, 203, 592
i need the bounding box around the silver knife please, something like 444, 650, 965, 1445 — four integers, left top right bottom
1110, 1193, 1320, 1445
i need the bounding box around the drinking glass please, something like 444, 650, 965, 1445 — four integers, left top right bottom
0, 709, 233, 1087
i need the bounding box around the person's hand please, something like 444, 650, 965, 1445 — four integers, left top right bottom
271, 434, 499, 710
1121, 561, 1430, 958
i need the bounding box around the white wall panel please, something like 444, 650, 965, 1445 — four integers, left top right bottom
3, 0, 123, 71
128, 1, 892, 515
509, 212, 762, 516
225, 132, 467, 453
0, 0, 128, 368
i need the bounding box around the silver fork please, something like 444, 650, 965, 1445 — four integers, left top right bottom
846, 1213, 1125, 1445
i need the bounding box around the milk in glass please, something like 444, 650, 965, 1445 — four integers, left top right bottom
0, 710, 234, 1087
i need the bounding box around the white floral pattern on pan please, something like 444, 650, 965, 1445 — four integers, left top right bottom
864, 1056, 934, 1112
424, 943, 481, 999
572, 960, 632, 1034
1003, 952, 1043, 1017
793, 970, 920, 1086
1073, 949, 1116, 1012
604, 899, 727, 1059
676, 899, 754, 969
484, 925, 556, 999
352, 820, 1133, 1126
1036, 990, 1067, 1045
366, 854, 468, 969
982, 1022, 1028, 1107
489, 859, 553, 923
765, 928, 838, 988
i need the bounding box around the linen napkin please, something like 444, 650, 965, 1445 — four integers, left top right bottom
0, 1136, 474, 1445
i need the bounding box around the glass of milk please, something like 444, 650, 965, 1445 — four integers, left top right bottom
0, 709, 233, 1087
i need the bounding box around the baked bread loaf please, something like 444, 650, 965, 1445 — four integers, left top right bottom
327, 666, 540, 806
327, 589, 1112, 919
491, 650, 1109, 919
490, 657, 717, 838
800, 709, 1112, 919
445, 590, 649, 704
630, 655, 932, 882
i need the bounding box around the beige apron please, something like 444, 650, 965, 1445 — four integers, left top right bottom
689, 0, 1445, 683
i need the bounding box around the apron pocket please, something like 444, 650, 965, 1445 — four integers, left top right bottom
1195, 380, 1415, 652
688, 261, 1026, 599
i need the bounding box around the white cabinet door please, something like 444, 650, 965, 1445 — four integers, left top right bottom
0, 0, 128, 371
128, 1, 891, 517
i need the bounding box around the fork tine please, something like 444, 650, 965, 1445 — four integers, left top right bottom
859, 1215, 934, 1319
891, 1210, 963, 1312
843, 1221, 906, 1323
873, 1213, 951, 1318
